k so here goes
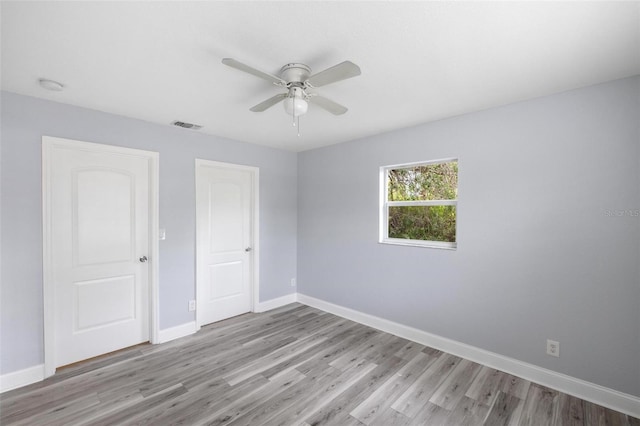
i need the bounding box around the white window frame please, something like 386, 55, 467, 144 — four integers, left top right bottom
379, 158, 458, 250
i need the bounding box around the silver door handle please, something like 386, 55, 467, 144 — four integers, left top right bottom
139, 255, 148, 263
245, 247, 252, 252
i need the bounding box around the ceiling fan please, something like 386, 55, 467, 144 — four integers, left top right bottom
221, 58, 361, 119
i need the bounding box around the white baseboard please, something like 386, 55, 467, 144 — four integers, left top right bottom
157, 321, 198, 343
297, 293, 640, 418
254, 293, 298, 313
0, 364, 45, 393
4, 295, 638, 417
2, 322, 198, 393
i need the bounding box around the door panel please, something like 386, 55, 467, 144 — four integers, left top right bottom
209, 261, 243, 299
50, 143, 150, 367
74, 169, 133, 265
196, 161, 254, 326
210, 181, 244, 253
75, 275, 136, 331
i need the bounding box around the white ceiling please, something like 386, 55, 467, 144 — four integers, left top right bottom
2, 1, 639, 152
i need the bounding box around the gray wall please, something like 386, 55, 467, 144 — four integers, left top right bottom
298, 76, 640, 397
2, 77, 639, 398
0, 91, 297, 374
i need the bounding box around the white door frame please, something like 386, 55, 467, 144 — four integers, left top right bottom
42, 136, 160, 377
195, 159, 259, 329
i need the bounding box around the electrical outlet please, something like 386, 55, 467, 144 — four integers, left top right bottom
290, 278, 296, 287
546, 339, 560, 357
188, 300, 196, 312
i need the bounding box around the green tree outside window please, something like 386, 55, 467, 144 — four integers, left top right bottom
384, 161, 458, 245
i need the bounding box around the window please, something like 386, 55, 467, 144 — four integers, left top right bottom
380, 159, 458, 249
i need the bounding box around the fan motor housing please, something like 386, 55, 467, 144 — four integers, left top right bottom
280, 63, 311, 83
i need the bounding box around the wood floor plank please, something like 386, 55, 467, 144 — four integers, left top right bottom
292, 324, 379, 375
553, 392, 586, 426
350, 351, 436, 425
329, 331, 405, 373
1, 303, 638, 426
465, 366, 507, 406
161, 369, 306, 425
429, 358, 482, 410
444, 395, 490, 426
224, 362, 344, 426
181, 335, 299, 389
238, 312, 326, 346
483, 390, 524, 426
258, 320, 358, 380
61, 390, 145, 426
367, 407, 412, 426
603, 408, 633, 426
393, 341, 425, 360
500, 372, 531, 400
408, 401, 452, 425
518, 383, 560, 426
9, 392, 100, 426
328, 331, 386, 370
261, 360, 378, 426
106, 378, 233, 426
82, 383, 190, 426
391, 352, 462, 417
222, 334, 328, 386
365, 335, 411, 366
302, 355, 408, 426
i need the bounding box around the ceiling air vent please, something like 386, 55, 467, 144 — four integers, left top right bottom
171, 120, 202, 130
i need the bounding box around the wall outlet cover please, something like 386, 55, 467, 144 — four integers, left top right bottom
546, 339, 560, 357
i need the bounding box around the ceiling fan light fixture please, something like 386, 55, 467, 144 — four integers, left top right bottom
283, 97, 308, 117
221, 58, 360, 121
283, 88, 308, 117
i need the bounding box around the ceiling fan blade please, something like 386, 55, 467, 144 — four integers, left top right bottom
250, 93, 287, 112
222, 58, 285, 86
306, 61, 361, 88
308, 96, 348, 115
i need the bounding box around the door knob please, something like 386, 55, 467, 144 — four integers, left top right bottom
245, 247, 252, 252
139, 255, 148, 263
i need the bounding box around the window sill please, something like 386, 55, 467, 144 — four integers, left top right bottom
379, 238, 457, 250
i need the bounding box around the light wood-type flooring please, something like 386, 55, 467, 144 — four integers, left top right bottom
1, 303, 638, 425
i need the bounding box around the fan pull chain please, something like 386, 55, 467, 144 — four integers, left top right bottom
292, 95, 296, 127
288, 88, 302, 136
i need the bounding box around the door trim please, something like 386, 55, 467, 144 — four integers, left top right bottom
42, 136, 160, 377
194, 159, 259, 329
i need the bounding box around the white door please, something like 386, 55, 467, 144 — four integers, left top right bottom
46, 138, 153, 368
196, 160, 256, 326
